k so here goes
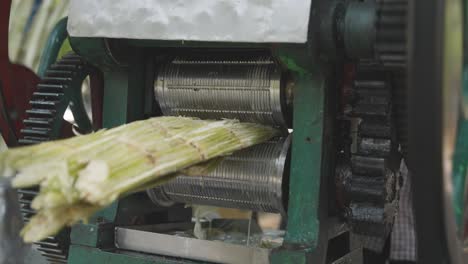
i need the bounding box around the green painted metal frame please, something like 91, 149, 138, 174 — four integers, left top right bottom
282, 71, 323, 247
68, 245, 201, 264
37, 17, 68, 78
67, 7, 328, 260
273, 46, 325, 254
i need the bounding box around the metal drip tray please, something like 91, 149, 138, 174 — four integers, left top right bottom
115, 221, 283, 264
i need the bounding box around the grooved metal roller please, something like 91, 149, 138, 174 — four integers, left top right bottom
154, 54, 292, 128
148, 136, 290, 214
151, 53, 292, 213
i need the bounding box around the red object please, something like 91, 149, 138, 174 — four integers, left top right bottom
0, 0, 40, 145
90, 72, 104, 130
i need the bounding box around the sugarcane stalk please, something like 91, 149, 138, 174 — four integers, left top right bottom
0, 116, 278, 242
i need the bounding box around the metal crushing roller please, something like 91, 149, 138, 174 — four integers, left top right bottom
147, 136, 290, 214
151, 54, 292, 213
154, 54, 292, 128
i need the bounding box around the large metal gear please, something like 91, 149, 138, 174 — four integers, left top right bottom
17, 53, 95, 263
337, 66, 401, 249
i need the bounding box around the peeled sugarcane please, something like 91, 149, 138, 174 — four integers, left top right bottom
8, 0, 34, 62
0, 116, 278, 242
9, 0, 70, 71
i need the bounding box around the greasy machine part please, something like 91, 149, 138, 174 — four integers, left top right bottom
148, 136, 290, 214
376, 0, 409, 161
154, 54, 290, 128
337, 67, 400, 251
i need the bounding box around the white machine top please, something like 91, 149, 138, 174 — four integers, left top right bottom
67, 0, 312, 43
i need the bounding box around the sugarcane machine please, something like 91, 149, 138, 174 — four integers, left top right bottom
2, 0, 468, 263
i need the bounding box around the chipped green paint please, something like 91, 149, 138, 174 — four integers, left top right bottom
274, 44, 324, 250
279, 55, 311, 76
283, 73, 324, 247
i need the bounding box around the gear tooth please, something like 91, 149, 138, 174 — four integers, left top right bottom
32, 92, 64, 99
37, 83, 67, 92
357, 137, 392, 157
346, 175, 387, 203
60, 58, 83, 64
29, 100, 60, 109
45, 70, 73, 78
23, 118, 54, 127
351, 155, 387, 176
351, 74, 392, 118
359, 119, 392, 138
20, 128, 52, 137
348, 203, 394, 237
19, 137, 51, 144
41, 252, 68, 260
41, 77, 72, 84
35, 241, 60, 247
26, 109, 57, 117
346, 170, 397, 203
49, 64, 79, 72
18, 140, 40, 145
